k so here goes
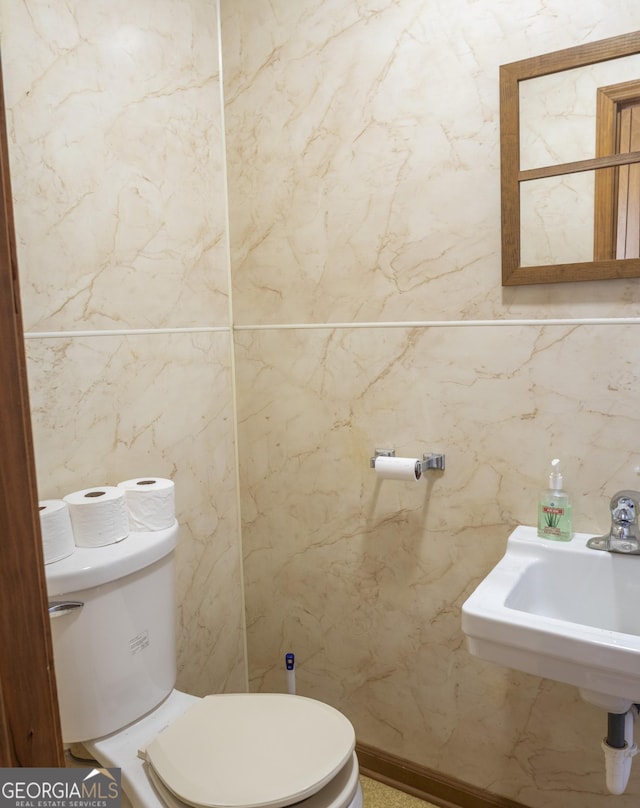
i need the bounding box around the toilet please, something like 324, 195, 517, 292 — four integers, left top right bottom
45, 523, 363, 808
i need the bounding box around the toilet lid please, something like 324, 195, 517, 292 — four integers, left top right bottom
142, 694, 356, 808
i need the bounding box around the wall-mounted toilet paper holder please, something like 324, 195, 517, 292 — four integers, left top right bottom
369, 448, 445, 472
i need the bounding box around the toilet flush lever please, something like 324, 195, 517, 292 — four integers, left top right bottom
48, 600, 84, 619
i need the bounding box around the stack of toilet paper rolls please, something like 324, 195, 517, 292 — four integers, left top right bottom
39, 477, 175, 563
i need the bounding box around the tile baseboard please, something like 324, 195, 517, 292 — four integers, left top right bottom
356, 742, 528, 808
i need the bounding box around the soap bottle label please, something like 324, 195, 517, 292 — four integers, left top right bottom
538, 500, 572, 541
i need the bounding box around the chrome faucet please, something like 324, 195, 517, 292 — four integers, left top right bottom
587, 490, 640, 554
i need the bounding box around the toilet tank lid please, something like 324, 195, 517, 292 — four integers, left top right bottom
45, 522, 178, 596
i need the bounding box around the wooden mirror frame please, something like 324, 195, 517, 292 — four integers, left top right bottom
501, 31, 640, 285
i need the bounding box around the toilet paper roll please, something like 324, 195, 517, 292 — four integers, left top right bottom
117, 477, 175, 531
63, 486, 129, 547
374, 456, 422, 482
39, 500, 75, 564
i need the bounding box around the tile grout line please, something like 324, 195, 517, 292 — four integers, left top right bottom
23, 316, 640, 340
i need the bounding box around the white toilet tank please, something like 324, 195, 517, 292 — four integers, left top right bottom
45, 523, 178, 743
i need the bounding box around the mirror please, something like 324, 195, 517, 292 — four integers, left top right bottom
501, 31, 640, 284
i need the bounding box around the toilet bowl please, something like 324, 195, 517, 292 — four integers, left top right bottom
45, 523, 363, 808
85, 691, 362, 808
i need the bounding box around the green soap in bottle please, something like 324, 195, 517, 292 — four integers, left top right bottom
537, 458, 572, 541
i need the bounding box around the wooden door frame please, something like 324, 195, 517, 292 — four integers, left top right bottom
0, 53, 64, 766
594, 79, 640, 259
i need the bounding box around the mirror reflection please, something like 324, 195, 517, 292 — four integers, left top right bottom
519, 55, 640, 170
520, 172, 595, 267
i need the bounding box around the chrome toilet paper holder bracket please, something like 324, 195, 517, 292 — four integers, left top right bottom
369, 448, 445, 471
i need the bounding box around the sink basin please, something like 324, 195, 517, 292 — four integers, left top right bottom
462, 525, 640, 712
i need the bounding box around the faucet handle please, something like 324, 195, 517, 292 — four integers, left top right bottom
588, 490, 640, 553
610, 490, 640, 525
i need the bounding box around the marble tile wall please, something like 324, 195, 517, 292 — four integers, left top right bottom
6, 0, 640, 805
223, 1, 640, 806
1, 0, 246, 697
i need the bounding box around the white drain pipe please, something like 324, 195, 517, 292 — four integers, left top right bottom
603, 708, 639, 795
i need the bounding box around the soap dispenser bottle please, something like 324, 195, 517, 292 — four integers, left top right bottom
537, 458, 572, 541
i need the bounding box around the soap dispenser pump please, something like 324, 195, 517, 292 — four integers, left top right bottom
537, 458, 572, 541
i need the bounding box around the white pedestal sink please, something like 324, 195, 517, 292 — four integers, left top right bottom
461, 525, 640, 713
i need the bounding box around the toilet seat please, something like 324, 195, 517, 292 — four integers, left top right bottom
141, 693, 356, 808
145, 752, 360, 808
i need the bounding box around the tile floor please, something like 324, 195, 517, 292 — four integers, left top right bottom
360, 775, 438, 807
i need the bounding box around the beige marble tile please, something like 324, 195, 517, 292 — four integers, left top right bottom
223, 0, 640, 325
7, 0, 640, 806
2, 0, 228, 332
235, 323, 640, 806
26, 330, 246, 696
